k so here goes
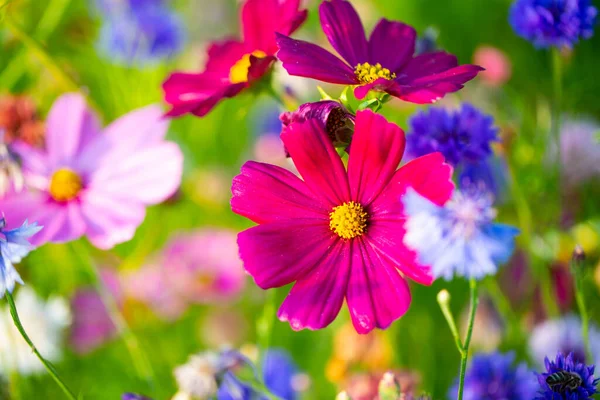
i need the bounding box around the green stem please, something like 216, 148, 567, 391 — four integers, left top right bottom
572, 256, 592, 363
257, 289, 277, 374
4, 292, 77, 400
457, 279, 479, 400
71, 242, 155, 389
551, 48, 563, 160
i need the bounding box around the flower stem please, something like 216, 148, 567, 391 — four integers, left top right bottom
437, 290, 462, 355
257, 288, 276, 374
4, 292, 77, 400
457, 279, 479, 400
571, 251, 592, 363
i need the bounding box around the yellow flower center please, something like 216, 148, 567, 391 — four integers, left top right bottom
354, 62, 396, 84
229, 50, 268, 84
49, 168, 82, 202
329, 201, 368, 240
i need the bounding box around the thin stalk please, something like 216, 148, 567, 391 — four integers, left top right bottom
437, 290, 463, 355
457, 279, 479, 400
571, 252, 592, 363
71, 242, 155, 389
551, 48, 563, 169
256, 289, 277, 375
5, 292, 77, 400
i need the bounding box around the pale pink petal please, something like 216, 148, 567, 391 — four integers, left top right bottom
87, 143, 183, 205
238, 221, 335, 289
281, 119, 350, 208
231, 161, 328, 224
10, 141, 51, 176
346, 239, 412, 333
79, 190, 147, 250
45, 93, 102, 167
347, 110, 406, 206
277, 239, 350, 331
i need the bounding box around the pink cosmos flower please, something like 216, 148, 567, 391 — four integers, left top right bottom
123, 229, 246, 320
0, 94, 183, 249
162, 0, 307, 118
231, 110, 454, 333
276, 0, 483, 104
473, 45, 512, 87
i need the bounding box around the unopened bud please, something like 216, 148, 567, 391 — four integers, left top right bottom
437, 289, 450, 305
378, 371, 401, 400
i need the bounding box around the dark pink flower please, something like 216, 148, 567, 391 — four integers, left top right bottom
276, 0, 483, 104
231, 110, 454, 333
162, 0, 307, 118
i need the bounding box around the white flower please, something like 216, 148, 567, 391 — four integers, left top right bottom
0, 287, 71, 375
173, 352, 220, 399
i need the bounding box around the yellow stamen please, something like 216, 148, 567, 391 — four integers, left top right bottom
229, 50, 268, 84
49, 168, 82, 202
329, 201, 368, 240
354, 62, 396, 84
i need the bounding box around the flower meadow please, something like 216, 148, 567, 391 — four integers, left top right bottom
1, 0, 600, 399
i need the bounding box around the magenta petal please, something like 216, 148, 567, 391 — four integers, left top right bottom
276, 0, 308, 36
369, 19, 416, 72
370, 152, 454, 221
45, 93, 102, 167
277, 239, 350, 331
275, 33, 357, 85
162, 72, 247, 117
366, 219, 433, 285
400, 52, 460, 79
238, 221, 335, 289
346, 239, 411, 333
319, 0, 368, 67
205, 39, 248, 76
353, 77, 395, 99
347, 110, 406, 205
242, 0, 279, 53
281, 119, 351, 208
231, 161, 328, 224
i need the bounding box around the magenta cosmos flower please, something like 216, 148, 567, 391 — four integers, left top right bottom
231, 110, 454, 333
0, 93, 183, 249
276, 0, 483, 103
162, 0, 307, 118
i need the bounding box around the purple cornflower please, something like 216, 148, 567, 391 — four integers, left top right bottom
402, 184, 518, 280
449, 352, 538, 400
509, 0, 598, 48
406, 103, 499, 168
536, 352, 599, 399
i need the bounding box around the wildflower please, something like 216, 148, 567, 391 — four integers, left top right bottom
529, 315, 600, 367
0, 95, 45, 147
473, 46, 512, 87
232, 110, 454, 333
280, 101, 355, 150
0, 93, 183, 249
406, 103, 498, 168
0, 217, 42, 297
536, 352, 599, 399
123, 229, 245, 320
0, 287, 70, 375
0, 136, 24, 197
162, 0, 307, 118
341, 370, 421, 400
402, 184, 519, 280
122, 394, 152, 400
449, 352, 538, 400
276, 0, 482, 104
509, 0, 598, 48
95, 0, 185, 64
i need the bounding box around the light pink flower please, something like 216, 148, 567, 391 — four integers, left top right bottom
0, 94, 183, 249
473, 46, 512, 87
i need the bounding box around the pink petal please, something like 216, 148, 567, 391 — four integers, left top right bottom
365, 219, 433, 285
205, 39, 249, 76
242, 0, 279, 53
87, 143, 183, 205
369, 19, 416, 72
80, 190, 147, 250
276, 0, 308, 36
347, 110, 406, 206
275, 33, 357, 85
353, 77, 396, 99
401, 52, 460, 79
10, 142, 50, 177
231, 161, 329, 224
281, 119, 350, 208
45, 93, 102, 167
277, 239, 350, 330
346, 239, 412, 333
319, 0, 368, 67
238, 221, 335, 289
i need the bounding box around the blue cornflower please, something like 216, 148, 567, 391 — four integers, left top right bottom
406, 104, 499, 168
536, 352, 599, 399
402, 185, 519, 280
0, 217, 42, 297
96, 0, 185, 64
449, 352, 538, 400
122, 394, 152, 400
509, 0, 598, 48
